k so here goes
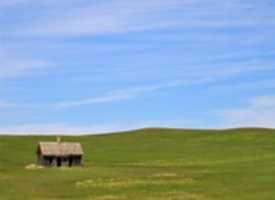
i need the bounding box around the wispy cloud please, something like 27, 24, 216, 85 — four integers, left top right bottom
0, 122, 158, 135
0, 123, 114, 135
53, 78, 211, 109
0, 101, 13, 108
0, 60, 49, 79
13, 0, 274, 37
221, 96, 275, 128
0, 49, 51, 79
18, 0, 186, 36
0, 118, 201, 135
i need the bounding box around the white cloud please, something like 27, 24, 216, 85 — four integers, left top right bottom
20, 0, 185, 36
0, 122, 148, 135
0, 118, 202, 135
0, 49, 51, 79
221, 96, 275, 128
0, 101, 13, 108
15, 0, 274, 37
0, 123, 116, 135
0, 60, 49, 79
53, 78, 211, 108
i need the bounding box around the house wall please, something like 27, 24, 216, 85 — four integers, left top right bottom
37, 155, 82, 167
38, 155, 56, 167
71, 156, 82, 166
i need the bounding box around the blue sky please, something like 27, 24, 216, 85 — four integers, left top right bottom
1, 0, 275, 134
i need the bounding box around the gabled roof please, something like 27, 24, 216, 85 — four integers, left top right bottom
38, 142, 84, 156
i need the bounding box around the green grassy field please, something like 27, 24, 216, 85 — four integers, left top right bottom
1, 128, 275, 200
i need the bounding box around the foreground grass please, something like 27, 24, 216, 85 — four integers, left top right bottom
0, 128, 275, 199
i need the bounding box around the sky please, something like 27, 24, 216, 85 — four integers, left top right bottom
1, 0, 275, 135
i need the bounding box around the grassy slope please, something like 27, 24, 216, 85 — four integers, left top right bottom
0, 128, 275, 199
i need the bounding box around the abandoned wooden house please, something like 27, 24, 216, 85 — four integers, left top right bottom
37, 139, 84, 167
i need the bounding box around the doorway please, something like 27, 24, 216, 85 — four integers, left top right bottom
69, 157, 73, 167
57, 157, 62, 167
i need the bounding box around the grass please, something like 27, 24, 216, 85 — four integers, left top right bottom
0, 128, 275, 199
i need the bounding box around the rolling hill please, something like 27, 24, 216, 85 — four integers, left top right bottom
0, 128, 275, 199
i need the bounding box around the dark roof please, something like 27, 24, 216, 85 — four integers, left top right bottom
38, 142, 83, 156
